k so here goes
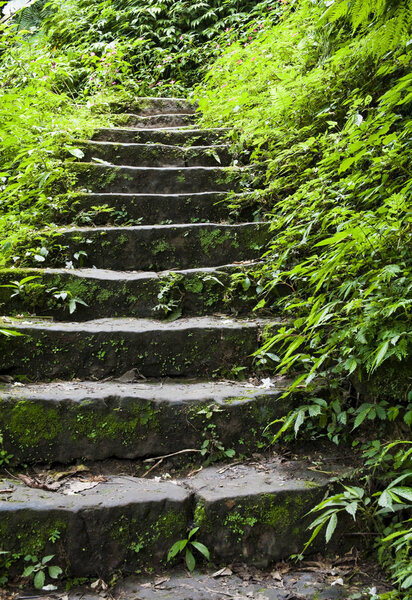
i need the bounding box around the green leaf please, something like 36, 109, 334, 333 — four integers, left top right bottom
22, 565, 36, 577
41, 555, 54, 565
404, 410, 412, 426
401, 575, 412, 589
34, 570, 45, 590
370, 341, 390, 372
325, 513, 338, 543
48, 565, 63, 579
390, 487, 412, 503
353, 407, 371, 429
191, 541, 210, 560
188, 527, 199, 539
377, 490, 393, 510
69, 299, 77, 314
242, 277, 251, 291
294, 409, 306, 436
185, 548, 196, 572
345, 501, 358, 519
66, 147, 85, 159
167, 539, 187, 561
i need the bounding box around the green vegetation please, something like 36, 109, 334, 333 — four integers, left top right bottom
196, 0, 411, 596
22, 554, 62, 590
167, 527, 210, 572
0, 0, 411, 595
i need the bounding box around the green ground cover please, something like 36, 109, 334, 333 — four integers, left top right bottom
0, 0, 411, 595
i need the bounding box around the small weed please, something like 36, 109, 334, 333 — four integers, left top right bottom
167, 527, 210, 572
22, 554, 63, 590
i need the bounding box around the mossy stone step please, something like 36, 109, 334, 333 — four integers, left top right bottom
110, 113, 196, 128
72, 164, 239, 194
0, 263, 285, 321
92, 128, 228, 145
51, 223, 269, 271
0, 380, 294, 463
56, 191, 249, 225
0, 316, 277, 380
106, 96, 195, 115
0, 461, 330, 577
99, 570, 376, 600
76, 142, 231, 167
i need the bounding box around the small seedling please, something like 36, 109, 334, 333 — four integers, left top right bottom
167, 527, 210, 572
22, 554, 62, 589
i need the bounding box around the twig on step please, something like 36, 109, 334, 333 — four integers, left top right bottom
143, 449, 202, 463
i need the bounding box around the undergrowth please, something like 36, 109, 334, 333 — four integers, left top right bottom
196, 0, 411, 596
0, 0, 411, 594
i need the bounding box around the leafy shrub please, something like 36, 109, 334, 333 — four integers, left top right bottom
196, 0, 411, 594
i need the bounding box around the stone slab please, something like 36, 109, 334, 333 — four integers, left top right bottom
106, 97, 194, 115
72, 164, 240, 194
76, 142, 231, 167
0, 476, 191, 577
58, 191, 241, 225
92, 128, 228, 145
189, 463, 329, 568
0, 380, 292, 463
0, 461, 335, 578
0, 262, 283, 321
0, 316, 276, 380
109, 571, 373, 600
51, 222, 269, 270
110, 113, 196, 128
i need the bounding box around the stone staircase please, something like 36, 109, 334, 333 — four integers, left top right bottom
0, 98, 335, 582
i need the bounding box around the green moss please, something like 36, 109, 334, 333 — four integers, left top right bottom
149, 510, 187, 544
184, 277, 204, 293
72, 400, 160, 443
152, 239, 172, 255
194, 502, 208, 529
224, 512, 258, 541
7, 400, 63, 447
0, 516, 67, 558
199, 229, 233, 254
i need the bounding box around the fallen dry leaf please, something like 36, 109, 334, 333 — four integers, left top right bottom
51, 464, 89, 481
91, 579, 108, 591
62, 480, 102, 495
17, 474, 60, 491
154, 576, 170, 586
212, 567, 233, 578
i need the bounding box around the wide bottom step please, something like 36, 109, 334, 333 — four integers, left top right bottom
0, 459, 331, 577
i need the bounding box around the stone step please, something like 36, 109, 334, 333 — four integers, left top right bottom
110, 113, 196, 128
92, 128, 228, 145
0, 316, 277, 380
88, 569, 378, 600
107, 96, 195, 115
76, 142, 231, 167
0, 459, 330, 577
0, 263, 285, 321
57, 191, 250, 225
51, 223, 269, 271
73, 164, 240, 194
0, 380, 294, 463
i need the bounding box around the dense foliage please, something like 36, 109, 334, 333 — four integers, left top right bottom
42, 0, 280, 94
196, 0, 411, 595
0, 0, 279, 270
0, 0, 411, 595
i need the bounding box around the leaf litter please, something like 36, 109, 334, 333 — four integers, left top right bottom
15, 465, 106, 494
